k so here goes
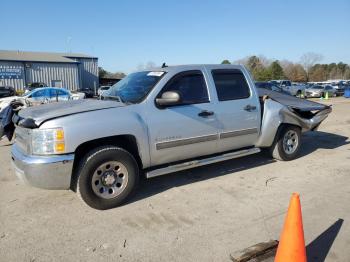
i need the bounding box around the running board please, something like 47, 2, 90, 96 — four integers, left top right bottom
146, 147, 261, 179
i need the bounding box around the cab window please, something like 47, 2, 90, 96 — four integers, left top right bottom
211, 69, 250, 101
159, 70, 209, 105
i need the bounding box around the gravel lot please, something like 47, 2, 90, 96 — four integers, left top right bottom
0, 98, 349, 262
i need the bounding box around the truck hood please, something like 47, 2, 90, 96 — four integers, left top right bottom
0, 96, 20, 104
17, 99, 123, 127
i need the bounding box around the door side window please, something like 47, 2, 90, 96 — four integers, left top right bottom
159, 71, 209, 105
211, 70, 250, 101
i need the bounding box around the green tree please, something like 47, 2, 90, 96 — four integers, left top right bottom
268, 60, 284, 80
221, 59, 231, 64
245, 56, 271, 81
254, 68, 272, 81
98, 67, 108, 78
246, 56, 261, 72
98, 67, 126, 79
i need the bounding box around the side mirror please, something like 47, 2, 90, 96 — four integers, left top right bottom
156, 91, 181, 106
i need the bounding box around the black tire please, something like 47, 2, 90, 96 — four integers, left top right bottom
76, 146, 139, 210
296, 90, 302, 98
270, 125, 301, 161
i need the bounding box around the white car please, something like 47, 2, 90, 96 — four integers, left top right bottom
270, 80, 306, 97
0, 87, 85, 115
98, 86, 111, 96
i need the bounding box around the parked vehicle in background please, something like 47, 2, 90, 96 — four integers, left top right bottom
255, 82, 290, 95
78, 87, 95, 98
0, 86, 15, 98
269, 80, 306, 97
328, 80, 347, 96
11, 64, 331, 210
0, 87, 85, 115
98, 86, 111, 96
24, 82, 47, 93
305, 85, 336, 98
270, 80, 291, 87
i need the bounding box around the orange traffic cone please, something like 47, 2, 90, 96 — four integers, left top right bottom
275, 193, 306, 262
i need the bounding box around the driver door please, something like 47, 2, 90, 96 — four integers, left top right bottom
146, 70, 220, 166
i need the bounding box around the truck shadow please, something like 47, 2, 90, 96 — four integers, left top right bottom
130, 131, 348, 204
132, 153, 275, 203
298, 131, 349, 158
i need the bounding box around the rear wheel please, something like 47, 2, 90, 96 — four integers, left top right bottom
76, 146, 139, 210
270, 125, 301, 161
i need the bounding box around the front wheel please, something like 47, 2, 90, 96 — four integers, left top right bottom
270, 125, 301, 161
76, 146, 139, 210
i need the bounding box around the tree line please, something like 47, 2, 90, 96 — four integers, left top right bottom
222, 52, 350, 82
98, 52, 350, 83
98, 67, 126, 79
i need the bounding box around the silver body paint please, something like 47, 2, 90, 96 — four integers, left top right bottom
11, 64, 331, 189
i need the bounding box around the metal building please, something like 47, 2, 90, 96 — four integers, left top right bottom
0, 50, 98, 92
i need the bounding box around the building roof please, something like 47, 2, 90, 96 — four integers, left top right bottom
59, 52, 98, 59
0, 50, 97, 63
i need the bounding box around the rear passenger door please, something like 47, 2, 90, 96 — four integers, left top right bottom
209, 68, 260, 152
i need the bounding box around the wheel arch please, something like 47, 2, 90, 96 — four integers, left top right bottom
272, 123, 301, 146
70, 135, 142, 191
256, 99, 304, 148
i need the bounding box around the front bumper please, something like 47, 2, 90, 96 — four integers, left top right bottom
11, 144, 75, 189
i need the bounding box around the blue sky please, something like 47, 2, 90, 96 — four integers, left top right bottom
1, 0, 349, 72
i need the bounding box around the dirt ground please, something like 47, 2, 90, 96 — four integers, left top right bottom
0, 97, 349, 262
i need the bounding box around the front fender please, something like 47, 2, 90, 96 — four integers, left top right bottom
40, 107, 151, 167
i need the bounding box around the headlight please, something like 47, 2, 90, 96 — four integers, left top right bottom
31, 128, 65, 155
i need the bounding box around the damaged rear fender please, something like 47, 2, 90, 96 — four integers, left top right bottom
255, 99, 331, 148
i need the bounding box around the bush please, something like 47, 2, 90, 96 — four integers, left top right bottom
16, 90, 25, 96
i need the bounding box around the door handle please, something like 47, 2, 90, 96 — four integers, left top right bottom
198, 110, 214, 117
243, 105, 257, 112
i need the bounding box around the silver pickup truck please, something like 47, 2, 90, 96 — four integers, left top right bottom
11, 65, 331, 209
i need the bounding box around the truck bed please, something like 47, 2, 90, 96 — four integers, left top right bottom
257, 88, 329, 112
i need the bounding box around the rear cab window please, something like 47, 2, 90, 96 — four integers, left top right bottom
211, 69, 250, 101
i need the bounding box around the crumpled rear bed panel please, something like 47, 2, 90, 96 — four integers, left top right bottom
257, 88, 329, 112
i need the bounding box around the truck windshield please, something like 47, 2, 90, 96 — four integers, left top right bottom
104, 71, 165, 103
